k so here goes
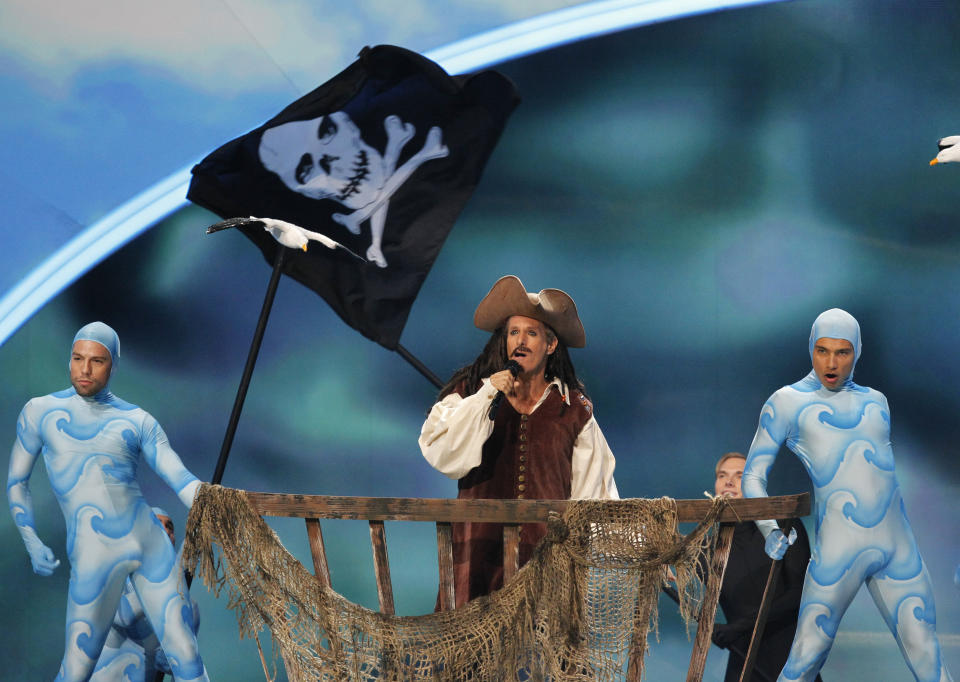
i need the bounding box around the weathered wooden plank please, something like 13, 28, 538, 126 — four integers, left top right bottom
686, 522, 736, 682
369, 520, 395, 615
248, 494, 566, 522
245, 492, 810, 524
436, 522, 455, 612
502, 524, 520, 584
677, 495, 809, 523
304, 518, 331, 588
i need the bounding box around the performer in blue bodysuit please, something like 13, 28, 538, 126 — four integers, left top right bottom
7, 322, 208, 682
742, 309, 952, 682
91, 508, 200, 682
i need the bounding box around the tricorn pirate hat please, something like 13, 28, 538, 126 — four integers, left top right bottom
473, 275, 585, 348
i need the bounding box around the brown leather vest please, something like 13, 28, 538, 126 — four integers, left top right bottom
451, 383, 591, 607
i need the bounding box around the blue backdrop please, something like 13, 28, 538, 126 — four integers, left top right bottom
1, 1, 958, 679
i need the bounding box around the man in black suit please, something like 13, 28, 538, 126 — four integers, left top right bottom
712, 452, 822, 682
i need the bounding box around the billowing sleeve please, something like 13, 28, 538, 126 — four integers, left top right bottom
141, 414, 201, 509
742, 389, 792, 538
418, 379, 498, 480
570, 416, 619, 500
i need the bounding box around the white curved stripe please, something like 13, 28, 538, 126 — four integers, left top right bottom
0, 0, 782, 345
0, 166, 195, 344
429, 0, 777, 73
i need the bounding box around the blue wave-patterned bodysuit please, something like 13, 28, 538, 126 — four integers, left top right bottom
90, 574, 200, 682
742, 310, 951, 682
8, 387, 207, 682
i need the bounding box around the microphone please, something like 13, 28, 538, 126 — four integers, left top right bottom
488, 360, 521, 421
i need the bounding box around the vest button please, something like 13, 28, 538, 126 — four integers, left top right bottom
519, 444, 526, 452
518, 474, 525, 482
517, 493, 525, 499
517, 484, 526, 492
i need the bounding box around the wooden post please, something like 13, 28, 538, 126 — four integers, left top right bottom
436, 522, 456, 611
687, 522, 736, 682
369, 520, 396, 615
503, 524, 521, 584
626, 579, 655, 681
305, 518, 332, 588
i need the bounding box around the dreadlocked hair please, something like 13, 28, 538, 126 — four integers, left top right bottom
436, 325, 587, 401
545, 337, 586, 398
438, 329, 507, 400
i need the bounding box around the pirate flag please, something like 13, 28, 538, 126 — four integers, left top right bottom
187, 44, 519, 349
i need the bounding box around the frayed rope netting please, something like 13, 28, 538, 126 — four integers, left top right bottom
182, 484, 726, 681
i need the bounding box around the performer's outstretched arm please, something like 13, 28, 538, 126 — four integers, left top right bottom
141, 414, 201, 509
742, 391, 797, 557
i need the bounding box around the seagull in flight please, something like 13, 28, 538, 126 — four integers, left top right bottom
930, 136, 960, 165
206, 217, 365, 261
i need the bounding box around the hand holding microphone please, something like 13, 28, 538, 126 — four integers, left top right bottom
488, 360, 521, 420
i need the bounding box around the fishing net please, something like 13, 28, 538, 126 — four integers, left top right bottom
183, 484, 725, 681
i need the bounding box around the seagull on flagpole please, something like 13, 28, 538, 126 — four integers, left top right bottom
930, 136, 960, 165
206, 217, 366, 261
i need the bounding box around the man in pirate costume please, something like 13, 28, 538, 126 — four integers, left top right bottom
419, 275, 619, 607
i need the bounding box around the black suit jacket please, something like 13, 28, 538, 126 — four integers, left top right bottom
718, 520, 823, 682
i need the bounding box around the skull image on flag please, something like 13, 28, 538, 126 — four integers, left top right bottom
188, 45, 519, 349
258, 111, 450, 268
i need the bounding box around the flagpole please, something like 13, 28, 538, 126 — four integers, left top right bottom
165, 254, 440, 682
396, 343, 443, 389
154, 246, 286, 682
212, 245, 286, 485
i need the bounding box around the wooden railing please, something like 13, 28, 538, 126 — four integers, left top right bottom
244, 492, 810, 681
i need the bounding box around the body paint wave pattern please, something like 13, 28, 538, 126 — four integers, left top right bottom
742, 372, 951, 682
90, 575, 200, 682
7, 388, 206, 681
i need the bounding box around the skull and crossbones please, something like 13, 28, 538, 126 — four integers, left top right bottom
259, 111, 449, 267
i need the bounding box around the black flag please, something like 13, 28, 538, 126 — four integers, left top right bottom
187, 45, 519, 349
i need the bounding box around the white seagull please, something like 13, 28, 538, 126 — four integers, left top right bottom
930, 136, 960, 165
206, 217, 365, 261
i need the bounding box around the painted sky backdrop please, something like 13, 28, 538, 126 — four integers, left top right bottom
1, 1, 958, 679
